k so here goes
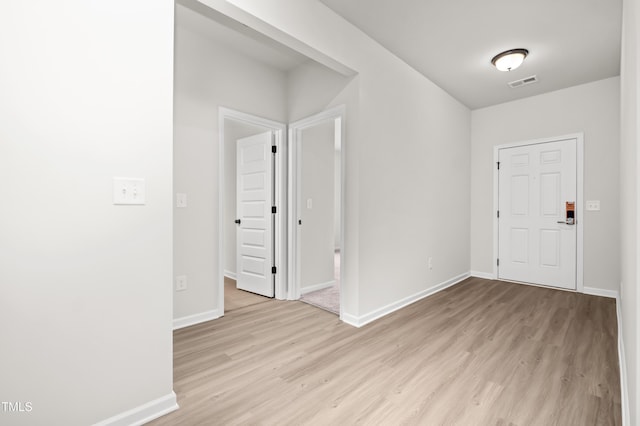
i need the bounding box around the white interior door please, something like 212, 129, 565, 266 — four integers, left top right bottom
498, 138, 577, 290
236, 131, 274, 297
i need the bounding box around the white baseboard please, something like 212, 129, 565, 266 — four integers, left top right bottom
344, 272, 470, 328
616, 292, 630, 426
173, 309, 221, 330
341, 312, 360, 328
583, 286, 619, 299
94, 391, 178, 426
301, 280, 335, 295
224, 270, 237, 280
470, 270, 495, 280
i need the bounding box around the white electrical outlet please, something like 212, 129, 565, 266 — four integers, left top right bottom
176, 275, 187, 291
586, 200, 600, 211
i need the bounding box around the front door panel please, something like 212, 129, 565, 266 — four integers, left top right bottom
498, 139, 577, 290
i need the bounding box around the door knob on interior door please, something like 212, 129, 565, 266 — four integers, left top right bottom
235, 219, 241, 224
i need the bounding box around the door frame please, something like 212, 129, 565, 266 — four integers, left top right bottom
218, 107, 287, 314
288, 105, 346, 318
493, 133, 584, 293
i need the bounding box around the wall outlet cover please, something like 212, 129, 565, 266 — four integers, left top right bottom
176, 275, 187, 291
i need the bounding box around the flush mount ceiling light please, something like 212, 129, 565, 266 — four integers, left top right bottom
491, 48, 529, 72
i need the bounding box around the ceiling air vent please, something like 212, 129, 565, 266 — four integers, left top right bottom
508, 75, 538, 88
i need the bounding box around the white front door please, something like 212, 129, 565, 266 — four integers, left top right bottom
236, 131, 274, 297
498, 138, 577, 290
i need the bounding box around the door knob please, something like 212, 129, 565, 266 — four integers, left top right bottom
235, 219, 241, 224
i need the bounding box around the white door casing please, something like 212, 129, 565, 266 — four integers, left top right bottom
498, 138, 578, 290
236, 131, 274, 297
288, 105, 345, 317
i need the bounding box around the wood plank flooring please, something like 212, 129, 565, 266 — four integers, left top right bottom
150, 277, 621, 425
224, 277, 270, 312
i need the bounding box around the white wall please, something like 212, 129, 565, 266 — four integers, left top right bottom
218, 0, 472, 321
620, 0, 639, 422
173, 10, 287, 321
0, 1, 175, 424
300, 120, 337, 293
470, 77, 621, 293
287, 61, 354, 122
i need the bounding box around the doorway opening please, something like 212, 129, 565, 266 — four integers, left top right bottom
289, 106, 345, 317
175, 0, 356, 327
219, 108, 287, 314
493, 133, 584, 292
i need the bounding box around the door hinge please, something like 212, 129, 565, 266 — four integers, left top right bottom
271, 145, 277, 154
272, 206, 277, 214
497, 210, 500, 218
497, 258, 500, 267
497, 161, 500, 170
272, 266, 277, 274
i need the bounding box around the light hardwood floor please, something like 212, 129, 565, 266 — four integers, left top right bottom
151, 277, 621, 425
224, 277, 270, 312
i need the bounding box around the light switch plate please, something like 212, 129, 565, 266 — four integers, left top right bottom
586, 200, 600, 211
176, 193, 187, 208
113, 178, 145, 205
